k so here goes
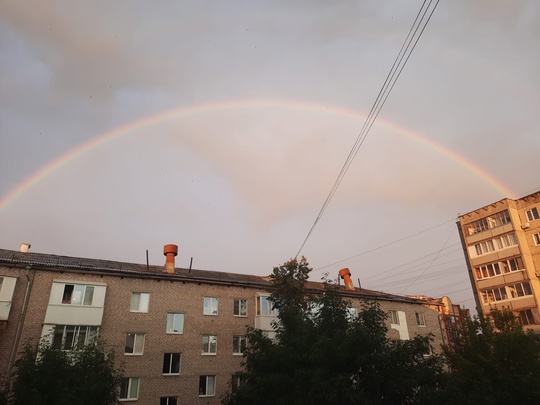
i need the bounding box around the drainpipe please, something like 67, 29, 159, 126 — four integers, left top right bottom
7, 266, 35, 377
456, 220, 481, 311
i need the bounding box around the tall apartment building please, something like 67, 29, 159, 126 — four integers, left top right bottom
457, 190, 540, 334
1, 245, 446, 405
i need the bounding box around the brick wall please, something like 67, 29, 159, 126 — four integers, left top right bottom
1, 264, 445, 404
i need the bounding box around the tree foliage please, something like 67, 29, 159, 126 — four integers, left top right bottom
442, 307, 540, 404
2, 338, 123, 405
223, 258, 445, 405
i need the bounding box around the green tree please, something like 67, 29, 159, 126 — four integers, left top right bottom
223, 258, 445, 405
3, 338, 123, 405
442, 307, 540, 404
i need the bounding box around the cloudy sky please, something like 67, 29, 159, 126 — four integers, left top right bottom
1, 0, 539, 310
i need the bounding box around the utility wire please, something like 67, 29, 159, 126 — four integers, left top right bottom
315, 218, 454, 270
400, 225, 454, 294
295, 0, 440, 257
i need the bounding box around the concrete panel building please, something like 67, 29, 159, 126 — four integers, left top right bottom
1, 246, 446, 405
457, 190, 540, 334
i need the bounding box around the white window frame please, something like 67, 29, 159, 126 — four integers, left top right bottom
61, 284, 95, 306
526, 207, 539, 221
481, 281, 533, 304
125, 333, 145, 355
119, 377, 139, 401
162, 352, 181, 375
202, 335, 217, 355
233, 335, 247, 355
415, 312, 426, 327
160, 397, 178, 405
519, 309, 535, 325
234, 299, 247, 317
389, 310, 400, 325
199, 375, 216, 397
533, 232, 540, 246
203, 297, 218, 315
166, 313, 185, 334
257, 295, 278, 316
130, 292, 149, 313
466, 210, 511, 235
231, 374, 242, 391
473, 233, 517, 257
52, 325, 99, 350
475, 257, 524, 280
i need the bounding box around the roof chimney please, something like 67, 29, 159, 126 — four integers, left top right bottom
20, 243, 31, 253
163, 244, 178, 274
339, 268, 355, 291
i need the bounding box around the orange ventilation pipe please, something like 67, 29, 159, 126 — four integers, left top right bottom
339, 268, 355, 291
163, 244, 178, 274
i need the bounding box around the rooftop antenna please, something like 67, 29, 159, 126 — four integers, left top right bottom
189, 257, 193, 273
146, 250, 149, 271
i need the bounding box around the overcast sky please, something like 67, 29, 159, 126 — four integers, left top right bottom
1, 0, 539, 310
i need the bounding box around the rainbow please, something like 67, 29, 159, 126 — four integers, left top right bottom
0, 99, 516, 211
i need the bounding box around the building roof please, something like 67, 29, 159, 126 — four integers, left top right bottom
0, 248, 433, 305
458, 190, 540, 220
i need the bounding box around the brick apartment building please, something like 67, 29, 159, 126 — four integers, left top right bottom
457, 190, 540, 334
1, 245, 446, 405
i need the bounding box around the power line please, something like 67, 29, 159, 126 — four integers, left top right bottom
295, 0, 440, 257
367, 255, 464, 284
314, 218, 455, 271
400, 225, 454, 294
370, 264, 468, 290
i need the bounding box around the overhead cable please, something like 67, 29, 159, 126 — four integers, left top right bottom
295, 0, 440, 257
314, 218, 455, 271
400, 225, 454, 294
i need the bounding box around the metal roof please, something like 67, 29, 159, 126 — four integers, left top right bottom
0, 248, 432, 305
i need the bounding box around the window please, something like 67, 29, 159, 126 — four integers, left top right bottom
166, 313, 184, 334
510, 282, 533, 298
484, 287, 507, 302
231, 374, 242, 391
497, 233, 518, 249
130, 292, 149, 312
476, 256, 525, 279
233, 335, 247, 355
52, 325, 98, 350
202, 335, 217, 354
162, 353, 181, 375
256, 295, 277, 316
415, 312, 426, 327
389, 310, 399, 325
474, 240, 495, 256
473, 234, 517, 257
346, 307, 357, 320
199, 375, 216, 397
526, 207, 539, 221
125, 333, 145, 355
481, 282, 533, 304
519, 309, 535, 326
62, 284, 94, 305
466, 210, 511, 235
160, 398, 178, 405
533, 232, 540, 246
234, 299, 247, 317
203, 297, 218, 315
119, 377, 139, 401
